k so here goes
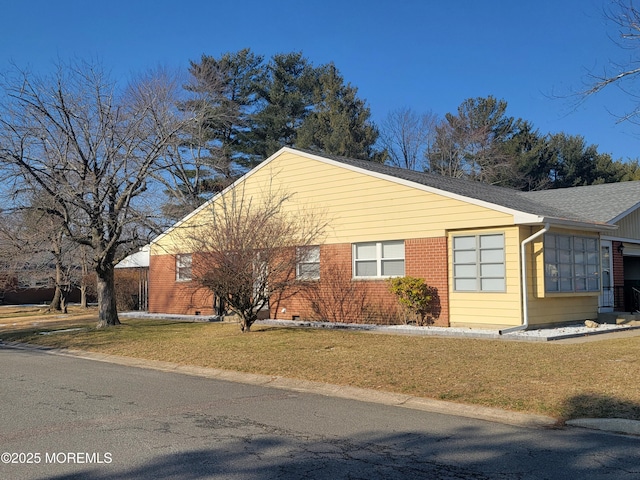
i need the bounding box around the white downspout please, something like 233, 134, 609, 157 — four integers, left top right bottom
499, 223, 550, 335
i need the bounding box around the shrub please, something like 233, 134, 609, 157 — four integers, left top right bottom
387, 276, 432, 326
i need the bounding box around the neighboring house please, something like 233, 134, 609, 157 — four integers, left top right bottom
148, 147, 640, 330
115, 245, 150, 311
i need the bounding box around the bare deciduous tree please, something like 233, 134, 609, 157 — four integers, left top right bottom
578, 0, 640, 124
300, 255, 371, 324
0, 59, 191, 327
379, 107, 438, 171
178, 180, 327, 332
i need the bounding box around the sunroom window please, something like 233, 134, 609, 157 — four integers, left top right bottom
544, 234, 599, 292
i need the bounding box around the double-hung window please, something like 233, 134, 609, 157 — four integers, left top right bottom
176, 254, 192, 282
453, 234, 505, 292
544, 234, 599, 292
296, 246, 320, 280
353, 240, 405, 278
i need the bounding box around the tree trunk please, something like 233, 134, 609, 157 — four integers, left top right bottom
49, 285, 63, 311
80, 285, 87, 308
96, 266, 120, 328
49, 258, 64, 311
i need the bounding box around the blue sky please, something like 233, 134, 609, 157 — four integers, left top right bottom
2, 0, 639, 160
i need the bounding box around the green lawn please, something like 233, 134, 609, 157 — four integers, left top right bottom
2, 310, 639, 423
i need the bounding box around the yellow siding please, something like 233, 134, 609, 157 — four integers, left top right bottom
153, 150, 516, 255
615, 208, 640, 240
448, 227, 522, 328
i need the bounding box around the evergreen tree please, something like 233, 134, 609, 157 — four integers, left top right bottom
244, 52, 316, 161
296, 63, 383, 161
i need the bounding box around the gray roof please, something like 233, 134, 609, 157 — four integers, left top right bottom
521, 181, 640, 223
302, 149, 638, 227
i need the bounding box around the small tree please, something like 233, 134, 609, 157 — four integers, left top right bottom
388, 276, 432, 326
181, 181, 326, 332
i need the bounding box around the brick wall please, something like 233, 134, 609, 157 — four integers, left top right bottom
405, 237, 449, 325
148, 254, 214, 315
270, 237, 450, 326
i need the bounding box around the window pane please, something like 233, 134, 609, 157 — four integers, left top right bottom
382, 241, 404, 259
559, 264, 572, 277
587, 278, 599, 291
454, 265, 477, 277
298, 246, 320, 263
355, 243, 376, 260
455, 278, 477, 291
546, 278, 559, 291
382, 259, 404, 276
298, 263, 320, 279
560, 278, 573, 291
481, 264, 505, 277
545, 234, 556, 248
454, 236, 476, 249
480, 234, 503, 248
481, 278, 505, 291
355, 260, 377, 277
558, 236, 571, 249
454, 250, 476, 263
480, 249, 504, 263
559, 250, 572, 264
546, 248, 557, 263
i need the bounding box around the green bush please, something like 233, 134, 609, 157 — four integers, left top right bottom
387, 276, 432, 326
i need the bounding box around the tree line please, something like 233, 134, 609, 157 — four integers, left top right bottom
380, 97, 640, 190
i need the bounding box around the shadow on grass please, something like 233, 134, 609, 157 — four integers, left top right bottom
559, 393, 640, 422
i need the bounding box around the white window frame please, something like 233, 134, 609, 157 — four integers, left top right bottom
453, 233, 505, 292
296, 246, 320, 280
176, 254, 192, 282
353, 240, 405, 278
544, 234, 599, 293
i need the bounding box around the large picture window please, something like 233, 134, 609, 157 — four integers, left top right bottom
176, 254, 192, 282
453, 234, 505, 292
545, 234, 599, 292
353, 240, 405, 278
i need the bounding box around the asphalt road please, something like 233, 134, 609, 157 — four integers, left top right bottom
1, 345, 639, 480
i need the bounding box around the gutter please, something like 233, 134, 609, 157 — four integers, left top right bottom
499, 223, 550, 335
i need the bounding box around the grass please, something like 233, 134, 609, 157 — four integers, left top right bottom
2, 307, 640, 422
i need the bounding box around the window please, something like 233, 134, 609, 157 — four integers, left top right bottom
545, 234, 599, 292
453, 234, 505, 292
353, 240, 405, 278
176, 254, 192, 282
297, 246, 320, 280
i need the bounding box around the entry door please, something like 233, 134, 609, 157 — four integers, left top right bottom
599, 241, 613, 312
